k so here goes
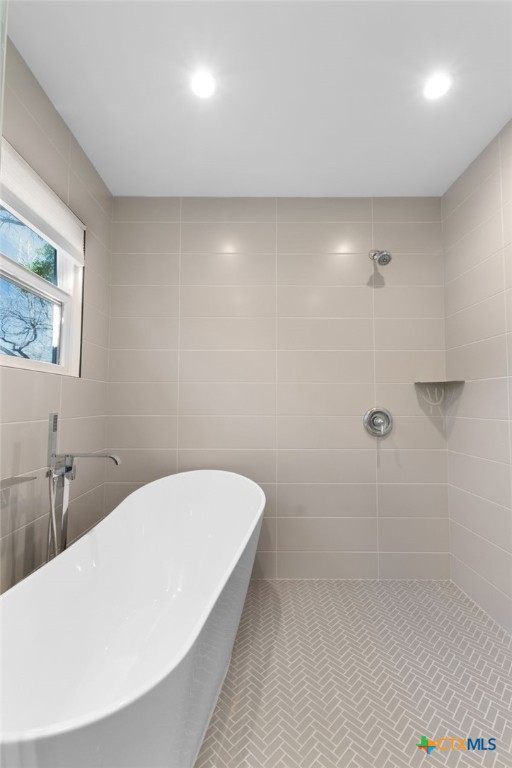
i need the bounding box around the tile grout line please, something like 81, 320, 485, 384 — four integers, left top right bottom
104, 215, 113, 516
451, 552, 512, 604
498, 134, 512, 485
440, 199, 452, 584
450, 517, 512, 558
371, 197, 380, 580
274, 197, 278, 579
176, 197, 182, 472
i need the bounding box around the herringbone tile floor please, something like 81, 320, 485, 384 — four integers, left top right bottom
195, 581, 512, 768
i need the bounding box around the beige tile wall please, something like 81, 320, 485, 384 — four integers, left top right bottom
5, 37, 509, 613
0, 41, 112, 591
442, 119, 512, 632
108, 195, 448, 579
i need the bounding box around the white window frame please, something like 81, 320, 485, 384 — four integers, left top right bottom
0, 141, 85, 376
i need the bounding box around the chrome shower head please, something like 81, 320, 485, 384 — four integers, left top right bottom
369, 249, 392, 266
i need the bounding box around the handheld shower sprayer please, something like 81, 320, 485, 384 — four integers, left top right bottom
369, 249, 392, 266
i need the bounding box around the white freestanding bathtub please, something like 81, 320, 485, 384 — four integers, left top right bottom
0, 470, 265, 768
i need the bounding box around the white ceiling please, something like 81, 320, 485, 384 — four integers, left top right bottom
7, 1, 512, 197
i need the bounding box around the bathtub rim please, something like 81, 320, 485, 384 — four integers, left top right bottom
0, 469, 265, 745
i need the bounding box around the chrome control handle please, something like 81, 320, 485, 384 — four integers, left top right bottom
363, 407, 393, 437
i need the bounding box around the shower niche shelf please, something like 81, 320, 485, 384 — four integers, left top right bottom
414, 380, 464, 386
414, 380, 464, 407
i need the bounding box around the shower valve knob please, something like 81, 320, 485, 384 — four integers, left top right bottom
363, 407, 393, 437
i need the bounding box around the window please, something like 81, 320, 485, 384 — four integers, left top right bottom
0, 141, 85, 376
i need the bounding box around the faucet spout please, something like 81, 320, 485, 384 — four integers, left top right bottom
46, 412, 122, 562
67, 452, 122, 466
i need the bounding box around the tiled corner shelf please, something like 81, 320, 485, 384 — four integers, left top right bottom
414, 380, 464, 406
414, 380, 464, 386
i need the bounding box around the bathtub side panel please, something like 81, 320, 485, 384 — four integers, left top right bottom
175, 518, 261, 767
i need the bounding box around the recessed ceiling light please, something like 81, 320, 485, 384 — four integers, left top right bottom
190, 70, 217, 99
423, 72, 452, 100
